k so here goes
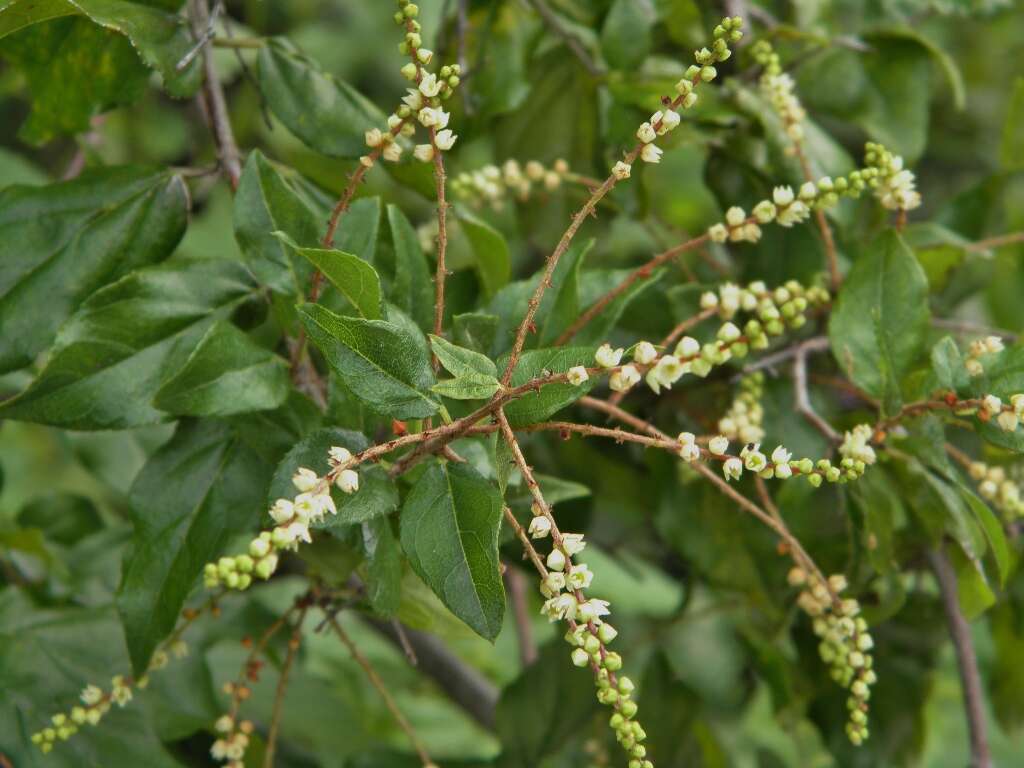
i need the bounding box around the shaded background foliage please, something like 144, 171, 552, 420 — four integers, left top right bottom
1, 0, 1023, 766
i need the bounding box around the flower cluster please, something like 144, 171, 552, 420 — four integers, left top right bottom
451, 158, 573, 209
612, 17, 743, 179
32, 641, 188, 753
210, 714, 255, 768
864, 142, 921, 212
965, 335, 1005, 377
752, 41, 807, 147
696, 435, 873, 485
701, 278, 829, 331
789, 568, 876, 745
527, 504, 650, 766
968, 461, 1024, 520
979, 393, 1024, 432
718, 372, 766, 444
204, 447, 361, 590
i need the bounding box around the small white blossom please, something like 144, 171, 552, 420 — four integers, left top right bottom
997, 411, 1019, 432
567, 563, 594, 589
636, 122, 657, 143
660, 109, 681, 132
677, 432, 701, 462
723, 457, 743, 481
675, 336, 700, 358
651, 355, 686, 390
329, 446, 353, 465
413, 144, 434, 163
725, 206, 746, 227
418, 72, 443, 97
612, 161, 632, 180
634, 341, 658, 365
773, 186, 794, 206
609, 364, 641, 392
382, 142, 402, 163
771, 445, 792, 465
402, 88, 423, 111
542, 593, 578, 621
529, 515, 552, 538
434, 129, 457, 151
269, 498, 294, 524
336, 469, 359, 494
567, 365, 589, 386
365, 128, 384, 148
709, 436, 729, 455
595, 343, 624, 368
708, 223, 729, 243
700, 291, 719, 310
546, 548, 567, 571
577, 598, 611, 623
640, 143, 663, 163
292, 468, 319, 493
561, 533, 586, 556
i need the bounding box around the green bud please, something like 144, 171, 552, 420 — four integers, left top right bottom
620, 700, 638, 718
584, 635, 601, 655
808, 473, 823, 488
603, 652, 623, 671
598, 623, 618, 643
403, 3, 418, 17
571, 648, 590, 667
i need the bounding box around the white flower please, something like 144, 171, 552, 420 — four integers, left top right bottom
725, 206, 746, 227
661, 109, 680, 131
269, 498, 294, 524
382, 142, 402, 162
773, 185, 795, 206
743, 448, 767, 472
542, 594, 578, 621
418, 72, 443, 97
81, 685, 103, 706
675, 336, 700, 358
752, 200, 777, 223
329, 446, 353, 465
677, 432, 701, 462
839, 424, 877, 465
292, 468, 319, 492
997, 410, 1019, 432
777, 200, 810, 227
983, 336, 1005, 354
966, 357, 985, 377
402, 88, 423, 111
723, 457, 743, 481
717, 322, 741, 343
634, 341, 658, 365
434, 129, 457, 151
288, 521, 312, 544
365, 128, 384, 148
567, 563, 594, 589
612, 161, 632, 180
595, 343, 624, 368
640, 143, 663, 163
561, 533, 586, 556
983, 395, 1003, 416
292, 492, 319, 522
529, 515, 552, 539
249, 535, 271, 558
775, 462, 793, 480
609, 364, 641, 392
542, 571, 566, 596
799, 181, 818, 200
1012, 394, 1024, 416
652, 355, 686, 389
700, 291, 719, 309
336, 469, 359, 494
708, 223, 729, 243
417, 47, 433, 65
547, 548, 567, 571
413, 144, 434, 163
215, 715, 234, 733
720, 283, 741, 316
567, 365, 589, 386
577, 599, 611, 623
636, 122, 657, 143
771, 445, 792, 465
709, 435, 729, 455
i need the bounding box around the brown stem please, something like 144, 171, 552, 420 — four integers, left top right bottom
189, 0, 242, 189
263, 608, 307, 768
963, 230, 1024, 252
741, 335, 829, 375
928, 546, 992, 768
504, 566, 538, 666
430, 126, 450, 368
793, 146, 840, 290
327, 615, 436, 767
793, 343, 841, 444
554, 235, 710, 346
931, 318, 1017, 342
525, 0, 604, 77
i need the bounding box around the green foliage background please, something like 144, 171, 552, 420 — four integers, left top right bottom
1, 0, 1024, 766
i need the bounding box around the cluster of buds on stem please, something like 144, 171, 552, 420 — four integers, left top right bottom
701, 278, 829, 334
968, 461, 1024, 520
718, 372, 766, 444
979, 393, 1024, 433
451, 158, 574, 209
204, 447, 361, 590
864, 142, 921, 212
693, 434, 874, 485
965, 335, 1004, 377
528, 503, 651, 766
32, 640, 188, 753
612, 17, 743, 180
752, 41, 807, 148
789, 568, 876, 745
210, 714, 255, 767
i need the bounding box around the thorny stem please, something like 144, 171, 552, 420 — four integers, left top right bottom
189, 0, 242, 190
554, 234, 711, 346
263, 607, 308, 768
928, 546, 993, 768
326, 615, 435, 767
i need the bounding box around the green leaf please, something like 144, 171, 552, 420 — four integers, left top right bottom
948, 543, 995, 620
16, 493, 103, 546
0, 259, 258, 430
276, 233, 383, 320
495, 639, 599, 767
0, 166, 188, 374
601, 0, 655, 70
361, 517, 402, 616
538, 238, 590, 346
0, 0, 202, 97
386, 204, 433, 331
431, 377, 500, 401
501, 347, 597, 426
930, 335, 970, 392
1001, 77, 1024, 170
399, 461, 505, 641
234, 151, 322, 294
153, 321, 290, 417
117, 420, 273, 673
453, 312, 499, 354
299, 303, 439, 420
829, 230, 930, 413
266, 427, 398, 526
960, 487, 1011, 586
455, 206, 511, 297
258, 38, 387, 159
0, 601, 186, 766
573, 263, 662, 346
430, 335, 498, 379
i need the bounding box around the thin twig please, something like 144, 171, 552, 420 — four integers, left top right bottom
793, 343, 842, 443
740, 335, 830, 376
326, 615, 436, 767
927, 546, 992, 768
263, 607, 308, 768
793, 145, 840, 290
504, 566, 538, 666
963, 231, 1024, 252
431, 126, 450, 368
522, 0, 603, 77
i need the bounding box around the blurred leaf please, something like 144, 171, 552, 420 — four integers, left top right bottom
234, 151, 322, 295
930, 335, 969, 392
455, 206, 512, 298
277, 233, 384, 320
400, 460, 505, 641
1002, 77, 1024, 170
829, 230, 929, 414
0, 166, 188, 374
495, 639, 598, 766
0, 259, 258, 430
117, 419, 272, 674
602, 0, 655, 71
16, 493, 103, 546
969, 344, 1024, 453
361, 516, 402, 616
0, 0, 201, 96
266, 427, 398, 527
990, 593, 1024, 734
154, 321, 290, 417
453, 312, 499, 354
258, 38, 387, 159
959, 487, 1009, 586
500, 347, 597, 426
299, 303, 439, 420
387, 204, 434, 331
